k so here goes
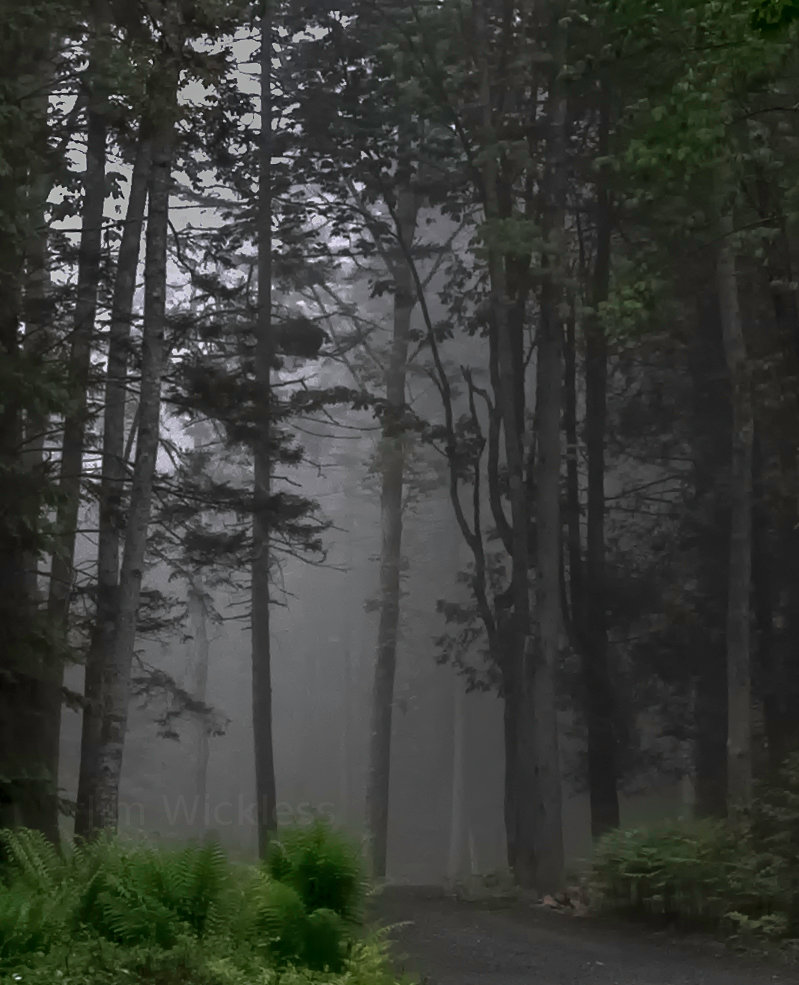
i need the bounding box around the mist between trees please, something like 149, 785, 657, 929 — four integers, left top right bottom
3, 0, 799, 900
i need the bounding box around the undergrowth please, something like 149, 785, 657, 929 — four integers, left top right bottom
0, 822, 394, 985
591, 753, 799, 941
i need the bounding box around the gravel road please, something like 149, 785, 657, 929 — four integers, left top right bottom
373, 888, 796, 985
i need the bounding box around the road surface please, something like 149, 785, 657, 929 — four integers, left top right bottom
373, 888, 795, 985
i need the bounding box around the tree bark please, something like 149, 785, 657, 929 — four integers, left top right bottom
472, 0, 540, 889
187, 576, 211, 834
715, 200, 754, 818
252, 3, 278, 857
0, 32, 60, 836
75, 130, 151, 839
523, 2, 568, 896
365, 176, 418, 879
91, 62, 178, 831
689, 293, 729, 817
447, 674, 467, 883
582, 86, 619, 838
564, 304, 582, 631
46, 11, 110, 823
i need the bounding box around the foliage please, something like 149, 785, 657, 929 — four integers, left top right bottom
0, 827, 374, 978
590, 811, 798, 938
265, 822, 365, 925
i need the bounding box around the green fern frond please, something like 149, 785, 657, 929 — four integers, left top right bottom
0, 827, 63, 892
265, 822, 365, 924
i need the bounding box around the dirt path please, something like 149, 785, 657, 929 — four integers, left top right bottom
373, 888, 795, 985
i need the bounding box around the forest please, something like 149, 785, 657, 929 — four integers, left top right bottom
3, 0, 799, 980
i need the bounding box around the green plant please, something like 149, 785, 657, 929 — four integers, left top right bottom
265, 822, 365, 924
749, 753, 799, 932
72, 838, 230, 946
250, 872, 309, 965
590, 817, 793, 938
591, 819, 737, 927
0, 827, 378, 980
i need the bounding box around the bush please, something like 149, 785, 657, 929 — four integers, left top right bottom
256, 822, 366, 971
265, 822, 365, 924
0, 825, 379, 981
590, 816, 789, 938
590, 819, 739, 928
750, 752, 799, 932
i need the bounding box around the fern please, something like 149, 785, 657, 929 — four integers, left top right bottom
250, 871, 308, 965
0, 827, 64, 892
265, 822, 365, 924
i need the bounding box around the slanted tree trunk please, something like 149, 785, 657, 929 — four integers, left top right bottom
715, 199, 754, 817
75, 130, 151, 839
582, 85, 619, 839
92, 61, 179, 831
252, 3, 278, 857
365, 177, 418, 879
45, 12, 110, 830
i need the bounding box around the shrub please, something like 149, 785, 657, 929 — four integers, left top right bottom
73, 837, 230, 945
0, 826, 378, 981
590, 816, 790, 937
265, 822, 365, 924
590, 819, 738, 928
749, 752, 799, 932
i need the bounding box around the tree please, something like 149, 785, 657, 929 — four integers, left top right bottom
0, 0, 73, 833
364, 157, 419, 880
75, 127, 152, 838
90, 21, 182, 831
252, 0, 278, 856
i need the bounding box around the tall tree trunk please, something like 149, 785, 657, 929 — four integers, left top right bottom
0, 35, 61, 836
187, 577, 211, 834
0, 155, 36, 832
690, 293, 729, 817
715, 200, 754, 817
564, 303, 582, 630
92, 64, 178, 831
365, 180, 418, 879
582, 86, 619, 838
447, 673, 467, 883
525, 3, 568, 895
252, 4, 278, 857
473, 0, 538, 888
75, 131, 151, 839
45, 13, 110, 828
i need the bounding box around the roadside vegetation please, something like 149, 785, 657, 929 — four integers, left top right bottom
591, 754, 799, 942
0, 822, 401, 985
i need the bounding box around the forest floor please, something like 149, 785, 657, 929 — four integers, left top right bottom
372, 886, 797, 985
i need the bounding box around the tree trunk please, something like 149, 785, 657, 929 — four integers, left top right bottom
75, 130, 151, 839
689, 293, 729, 817
0, 34, 60, 836
186, 577, 211, 834
365, 179, 418, 879
91, 65, 178, 831
447, 674, 467, 883
525, 4, 568, 895
252, 4, 278, 857
45, 14, 110, 828
564, 303, 582, 630
715, 201, 754, 817
582, 86, 619, 838
473, 0, 539, 888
